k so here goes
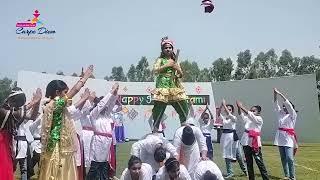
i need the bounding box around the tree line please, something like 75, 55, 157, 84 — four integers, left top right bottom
1, 49, 319, 105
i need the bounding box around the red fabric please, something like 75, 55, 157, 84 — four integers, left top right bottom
109, 122, 116, 177
93, 131, 113, 138
0, 130, 14, 180
82, 126, 94, 131
246, 130, 261, 153
108, 144, 116, 177
279, 128, 298, 155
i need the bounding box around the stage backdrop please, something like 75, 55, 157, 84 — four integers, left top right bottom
18, 71, 216, 140
212, 74, 320, 143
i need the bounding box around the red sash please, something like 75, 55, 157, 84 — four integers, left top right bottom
83, 126, 94, 131
245, 130, 261, 153
278, 128, 298, 155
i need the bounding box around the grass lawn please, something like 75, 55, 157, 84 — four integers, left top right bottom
18, 142, 320, 180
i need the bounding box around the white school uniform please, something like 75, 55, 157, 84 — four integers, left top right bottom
131, 133, 178, 175
220, 113, 238, 160
155, 164, 191, 180
239, 112, 263, 147
80, 100, 94, 167
192, 160, 224, 180
29, 114, 42, 154
89, 93, 118, 162
273, 99, 297, 148
14, 120, 34, 159
67, 105, 83, 166
120, 163, 153, 180
199, 118, 214, 135
173, 125, 207, 175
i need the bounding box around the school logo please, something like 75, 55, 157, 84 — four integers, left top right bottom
16, 10, 56, 40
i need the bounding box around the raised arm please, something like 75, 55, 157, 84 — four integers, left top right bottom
206, 104, 214, 120
199, 105, 208, 123
89, 83, 119, 120
164, 140, 178, 158
25, 88, 42, 120
66, 65, 93, 99
74, 88, 90, 110
236, 100, 249, 115
275, 88, 297, 118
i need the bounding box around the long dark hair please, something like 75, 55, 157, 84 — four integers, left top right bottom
128, 155, 142, 169
45, 80, 68, 99
165, 157, 180, 172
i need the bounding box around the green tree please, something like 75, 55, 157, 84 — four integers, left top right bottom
277, 49, 294, 76
253, 49, 277, 78
180, 60, 200, 82
234, 50, 252, 80
295, 56, 319, 75
211, 58, 234, 81
110, 66, 127, 81
197, 68, 212, 82
127, 64, 137, 82
136, 57, 153, 82
0, 77, 13, 103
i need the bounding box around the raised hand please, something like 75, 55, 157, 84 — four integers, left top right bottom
89, 91, 96, 102
236, 100, 242, 107
33, 88, 42, 103
81, 88, 90, 100
222, 99, 226, 105
83, 65, 94, 78
111, 82, 119, 95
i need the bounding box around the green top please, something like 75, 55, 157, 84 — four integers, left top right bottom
154, 58, 179, 88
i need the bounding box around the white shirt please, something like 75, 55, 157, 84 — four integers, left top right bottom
67, 105, 84, 166
199, 118, 214, 134
89, 93, 118, 162
131, 134, 178, 174
80, 100, 94, 128
120, 163, 153, 180
274, 99, 297, 147
240, 112, 263, 147
29, 114, 42, 154
14, 120, 34, 159
156, 165, 191, 180
173, 125, 207, 174
192, 160, 224, 180
220, 113, 237, 130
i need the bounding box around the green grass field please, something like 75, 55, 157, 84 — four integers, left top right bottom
18, 142, 320, 180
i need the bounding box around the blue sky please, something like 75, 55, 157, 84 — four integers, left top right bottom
1, 0, 319, 80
